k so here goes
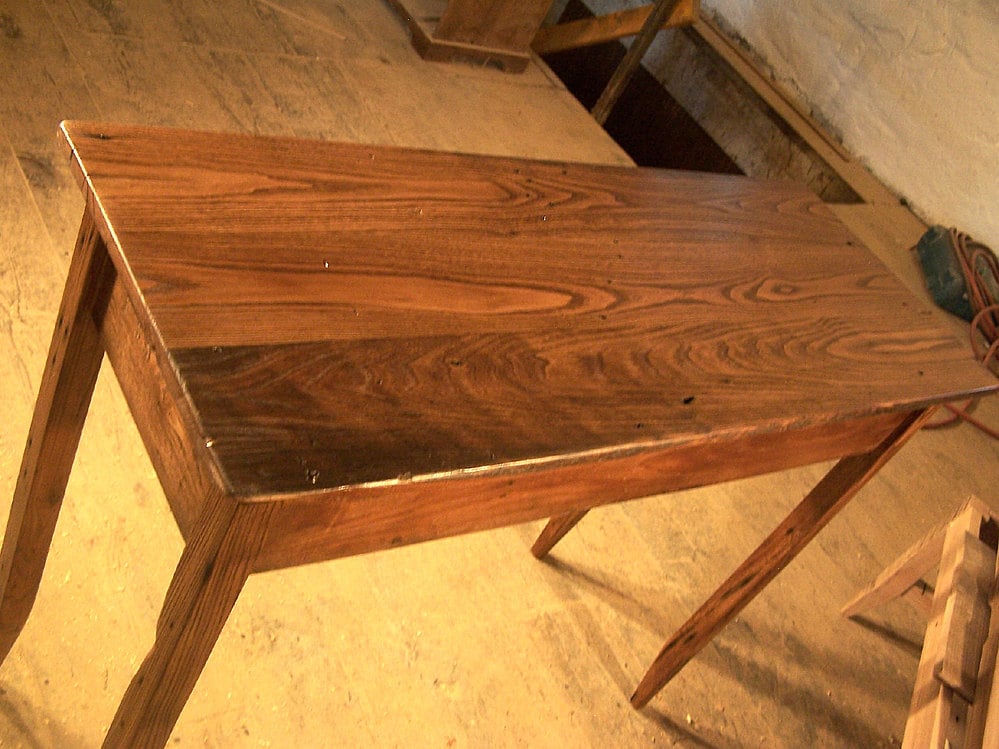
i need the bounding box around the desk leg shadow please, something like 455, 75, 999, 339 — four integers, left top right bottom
531, 409, 932, 709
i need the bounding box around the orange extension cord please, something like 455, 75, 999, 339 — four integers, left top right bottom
918, 228, 999, 439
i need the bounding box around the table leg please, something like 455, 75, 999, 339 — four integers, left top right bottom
0, 214, 113, 661
531, 509, 590, 559
103, 495, 273, 748
630, 408, 933, 709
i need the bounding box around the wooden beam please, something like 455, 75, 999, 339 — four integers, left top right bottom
591, 0, 684, 125
966, 551, 999, 746
630, 409, 933, 709
532, 0, 698, 55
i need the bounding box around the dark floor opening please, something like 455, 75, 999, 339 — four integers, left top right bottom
541, 0, 742, 176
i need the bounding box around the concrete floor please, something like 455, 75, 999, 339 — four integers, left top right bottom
1, 0, 997, 746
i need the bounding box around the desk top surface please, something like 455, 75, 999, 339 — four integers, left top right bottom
61, 122, 996, 496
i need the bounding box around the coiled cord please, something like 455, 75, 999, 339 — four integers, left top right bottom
920, 228, 999, 438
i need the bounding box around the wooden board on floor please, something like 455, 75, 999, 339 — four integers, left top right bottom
386, 0, 552, 72
533, 0, 699, 55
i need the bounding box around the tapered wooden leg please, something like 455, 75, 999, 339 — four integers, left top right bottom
0, 214, 113, 662
630, 409, 934, 709
531, 509, 589, 559
103, 495, 273, 748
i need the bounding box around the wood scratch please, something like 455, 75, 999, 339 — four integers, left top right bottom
254, 0, 348, 40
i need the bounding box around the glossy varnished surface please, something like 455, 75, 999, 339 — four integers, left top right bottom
61, 121, 996, 496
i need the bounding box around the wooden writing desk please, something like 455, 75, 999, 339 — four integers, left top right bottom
1, 122, 995, 746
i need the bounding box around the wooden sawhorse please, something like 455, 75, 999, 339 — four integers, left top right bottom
844, 496, 999, 747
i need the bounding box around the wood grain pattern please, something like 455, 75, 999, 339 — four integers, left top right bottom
60, 121, 996, 497
29, 122, 996, 743
966, 541, 999, 746
932, 531, 994, 702
251, 410, 905, 572
840, 521, 947, 619
902, 504, 993, 748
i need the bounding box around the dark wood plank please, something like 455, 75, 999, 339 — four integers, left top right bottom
251, 411, 906, 571
0, 211, 113, 660
172, 318, 938, 496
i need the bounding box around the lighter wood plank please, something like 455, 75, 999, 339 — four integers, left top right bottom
532, 0, 698, 55
980, 628, 999, 748
932, 532, 995, 701
967, 550, 999, 746
839, 499, 995, 619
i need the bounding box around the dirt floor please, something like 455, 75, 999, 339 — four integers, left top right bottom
1, 0, 997, 746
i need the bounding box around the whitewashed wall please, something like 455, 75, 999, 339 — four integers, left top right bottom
583, 0, 999, 249
703, 0, 999, 249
